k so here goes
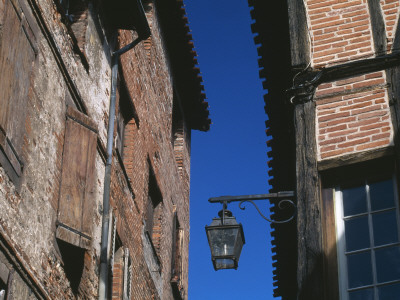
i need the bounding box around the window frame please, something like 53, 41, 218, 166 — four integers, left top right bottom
333, 174, 400, 299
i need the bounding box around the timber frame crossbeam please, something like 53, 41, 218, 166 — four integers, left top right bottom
287, 51, 400, 105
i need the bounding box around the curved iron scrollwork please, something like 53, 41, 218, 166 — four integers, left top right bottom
208, 191, 296, 224
238, 199, 296, 224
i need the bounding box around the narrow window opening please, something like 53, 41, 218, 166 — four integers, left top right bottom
110, 235, 132, 300
57, 0, 89, 68
116, 76, 138, 162
111, 240, 124, 300
171, 93, 184, 177
57, 239, 85, 295
146, 166, 163, 258
171, 94, 183, 146
68, 0, 89, 51
171, 209, 181, 281
171, 208, 185, 299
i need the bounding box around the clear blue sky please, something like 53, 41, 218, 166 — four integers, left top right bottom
186, 0, 278, 299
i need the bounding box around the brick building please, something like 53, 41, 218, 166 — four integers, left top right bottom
249, 0, 400, 299
0, 0, 209, 299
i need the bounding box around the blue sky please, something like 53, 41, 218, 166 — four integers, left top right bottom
186, 0, 278, 299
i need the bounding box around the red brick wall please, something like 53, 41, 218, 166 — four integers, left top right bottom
304, 0, 397, 160
381, 0, 400, 50
306, 0, 374, 67
108, 5, 191, 299
316, 71, 392, 159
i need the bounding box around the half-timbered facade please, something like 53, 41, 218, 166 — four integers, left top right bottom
249, 0, 400, 299
0, 0, 209, 299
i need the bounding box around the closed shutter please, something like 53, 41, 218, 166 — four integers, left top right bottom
56, 107, 97, 249
0, 0, 36, 184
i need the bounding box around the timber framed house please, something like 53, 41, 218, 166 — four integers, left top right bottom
249, 0, 400, 299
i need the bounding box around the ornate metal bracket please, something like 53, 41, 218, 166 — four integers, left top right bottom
208, 191, 296, 224
286, 50, 400, 106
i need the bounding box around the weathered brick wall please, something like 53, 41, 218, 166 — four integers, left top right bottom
307, 0, 374, 67
315, 71, 393, 159
112, 5, 191, 298
0, 0, 193, 298
0, 0, 108, 297
381, 0, 400, 50
302, 0, 397, 160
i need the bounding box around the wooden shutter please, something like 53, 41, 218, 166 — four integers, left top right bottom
56, 107, 97, 249
0, 0, 36, 183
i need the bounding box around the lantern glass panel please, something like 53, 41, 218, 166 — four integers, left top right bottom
215, 258, 235, 270
207, 227, 239, 257
233, 229, 244, 259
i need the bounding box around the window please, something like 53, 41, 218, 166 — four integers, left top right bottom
110, 230, 132, 300
57, 0, 89, 67
116, 77, 138, 162
171, 207, 185, 299
56, 107, 97, 249
335, 175, 400, 299
145, 166, 163, 259
57, 239, 85, 295
171, 92, 185, 178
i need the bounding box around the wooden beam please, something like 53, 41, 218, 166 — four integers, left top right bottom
295, 101, 324, 299
287, 0, 310, 70
289, 51, 400, 104
367, 0, 386, 55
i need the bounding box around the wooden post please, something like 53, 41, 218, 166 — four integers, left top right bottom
287, 0, 310, 71
294, 100, 324, 300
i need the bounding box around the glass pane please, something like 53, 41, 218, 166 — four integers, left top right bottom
215, 258, 235, 270
343, 185, 367, 216
345, 216, 370, 251
370, 179, 395, 211
347, 251, 373, 288
348, 288, 374, 300
373, 210, 399, 246
376, 246, 400, 283
207, 227, 238, 257
378, 282, 400, 299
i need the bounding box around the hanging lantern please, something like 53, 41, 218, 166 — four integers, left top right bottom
205, 209, 245, 270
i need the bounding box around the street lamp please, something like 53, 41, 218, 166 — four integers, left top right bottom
205, 191, 295, 271
205, 207, 245, 270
